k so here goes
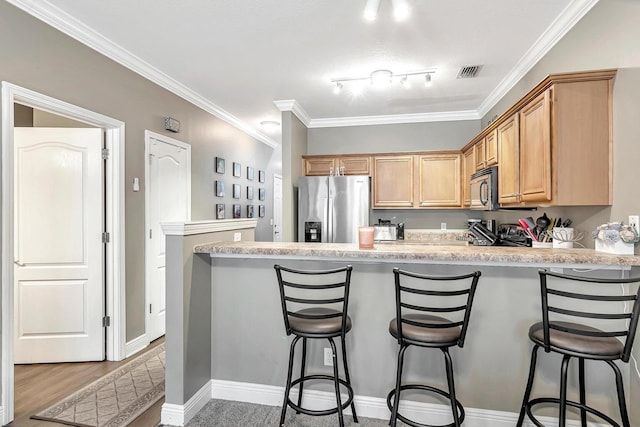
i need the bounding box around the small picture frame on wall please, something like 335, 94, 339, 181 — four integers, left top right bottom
247, 186, 254, 200
233, 204, 241, 218
232, 184, 241, 199
215, 180, 225, 197
259, 205, 265, 218
258, 170, 265, 183
233, 162, 241, 178
247, 166, 254, 181
258, 188, 265, 201
247, 205, 255, 218
216, 204, 225, 220
215, 157, 225, 174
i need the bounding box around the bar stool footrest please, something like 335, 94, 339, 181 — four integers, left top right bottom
526, 397, 620, 427
387, 384, 465, 427
285, 374, 355, 417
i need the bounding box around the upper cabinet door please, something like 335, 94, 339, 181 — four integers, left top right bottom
303, 156, 336, 176
519, 89, 552, 203
373, 155, 414, 208
418, 153, 461, 208
339, 156, 371, 175
497, 114, 520, 204
485, 129, 498, 166
462, 148, 475, 207
474, 138, 486, 171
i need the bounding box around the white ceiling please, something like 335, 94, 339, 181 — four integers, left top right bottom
9, 0, 599, 146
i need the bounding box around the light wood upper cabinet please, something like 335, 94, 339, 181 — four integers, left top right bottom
484, 129, 498, 166
303, 155, 370, 176
462, 148, 475, 207
418, 153, 461, 207
497, 114, 520, 205
373, 155, 414, 207
303, 156, 336, 176
474, 138, 486, 171
518, 90, 552, 203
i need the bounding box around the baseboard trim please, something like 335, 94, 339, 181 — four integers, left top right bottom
161, 380, 212, 426
124, 334, 149, 358
210, 379, 607, 427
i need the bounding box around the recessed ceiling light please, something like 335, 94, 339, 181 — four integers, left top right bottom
260, 120, 280, 132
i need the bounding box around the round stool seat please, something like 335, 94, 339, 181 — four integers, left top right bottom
528, 321, 624, 357
389, 314, 461, 345
289, 307, 352, 335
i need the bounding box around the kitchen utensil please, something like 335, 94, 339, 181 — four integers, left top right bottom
518, 218, 539, 242
562, 219, 572, 227
524, 217, 536, 230
536, 213, 551, 229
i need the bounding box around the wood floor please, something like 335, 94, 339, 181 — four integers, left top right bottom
8, 337, 165, 427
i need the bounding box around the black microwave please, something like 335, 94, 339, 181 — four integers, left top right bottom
470, 166, 499, 211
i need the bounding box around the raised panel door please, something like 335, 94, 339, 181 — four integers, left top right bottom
418, 154, 461, 207
303, 157, 336, 176
519, 90, 552, 202
485, 129, 498, 166
462, 148, 475, 207
339, 156, 370, 175
497, 114, 520, 204
373, 156, 414, 207
474, 139, 486, 171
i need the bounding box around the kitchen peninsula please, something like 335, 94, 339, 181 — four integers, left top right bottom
162, 231, 640, 426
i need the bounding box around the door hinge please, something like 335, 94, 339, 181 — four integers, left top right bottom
102, 232, 110, 243
149, 229, 152, 239
149, 304, 152, 314
101, 148, 110, 160
102, 316, 111, 327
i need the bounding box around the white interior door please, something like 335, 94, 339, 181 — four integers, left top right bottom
273, 174, 282, 242
13, 127, 104, 364
145, 132, 190, 342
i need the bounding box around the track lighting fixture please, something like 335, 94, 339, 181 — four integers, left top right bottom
363, 0, 381, 21
331, 69, 435, 94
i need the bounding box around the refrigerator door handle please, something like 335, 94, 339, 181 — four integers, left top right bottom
327, 197, 334, 243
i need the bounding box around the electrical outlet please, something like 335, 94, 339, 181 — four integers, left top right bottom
233, 232, 241, 242
441, 222, 447, 230
629, 215, 639, 234
323, 348, 333, 366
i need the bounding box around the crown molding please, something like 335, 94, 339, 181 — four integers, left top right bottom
477, 0, 600, 118
308, 110, 480, 128
274, 100, 312, 127
6, 0, 279, 148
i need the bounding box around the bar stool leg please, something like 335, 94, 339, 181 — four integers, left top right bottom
607, 360, 631, 427
442, 347, 461, 427
296, 338, 307, 414
340, 335, 359, 423
516, 345, 540, 427
390, 344, 408, 427
280, 336, 301, 427
559, 355, 571, 427
328, 338, 345, 427
578, 358, 587, 427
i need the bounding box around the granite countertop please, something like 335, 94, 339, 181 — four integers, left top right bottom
194, 241, 640, 267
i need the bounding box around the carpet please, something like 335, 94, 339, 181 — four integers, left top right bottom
32, 344, 165, 427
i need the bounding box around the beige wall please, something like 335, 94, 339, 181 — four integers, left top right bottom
0, 1, 279, 341
281, 111, 307, 241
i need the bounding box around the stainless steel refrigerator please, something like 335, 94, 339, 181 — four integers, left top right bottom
298, 175, 370, 243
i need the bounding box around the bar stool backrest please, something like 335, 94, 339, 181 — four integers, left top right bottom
538, 269, 640, 362
393, 268, 481, 348
274, 264, 352, 337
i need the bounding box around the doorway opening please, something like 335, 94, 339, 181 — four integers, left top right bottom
1, 82, 126, 424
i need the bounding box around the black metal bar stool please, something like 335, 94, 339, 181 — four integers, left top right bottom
516, 269, 640, 427
274, 264, 358, 427
387, 267, 481, 427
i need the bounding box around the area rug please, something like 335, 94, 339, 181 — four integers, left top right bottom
32, 344, 165, 427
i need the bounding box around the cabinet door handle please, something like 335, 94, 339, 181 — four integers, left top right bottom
14, 260, 25, 267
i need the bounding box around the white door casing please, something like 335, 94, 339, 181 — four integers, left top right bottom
1, 82, 126, 424
14, 128, 104, 363
145, 131, 191, 343
273, 174, 282, 242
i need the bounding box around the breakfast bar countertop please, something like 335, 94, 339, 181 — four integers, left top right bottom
194, 241, 640, 267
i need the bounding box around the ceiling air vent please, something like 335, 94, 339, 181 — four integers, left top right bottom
457, 65, 482, 79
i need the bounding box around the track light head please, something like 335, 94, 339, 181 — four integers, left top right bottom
363, 0, 381, 21
333, 81, 343, 94
391, 0, 410, 21
425, 73, 433, 87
